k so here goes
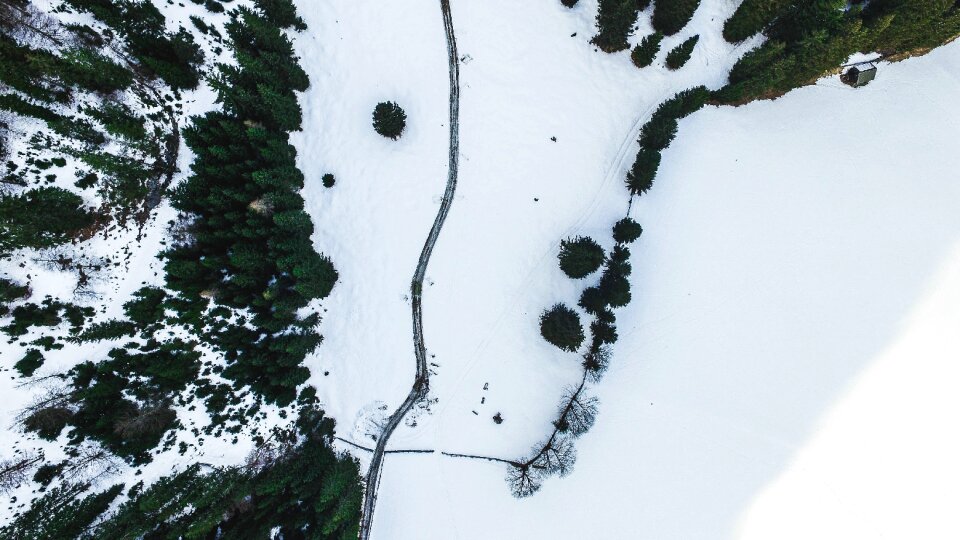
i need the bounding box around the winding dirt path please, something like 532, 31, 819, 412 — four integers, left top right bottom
357, 1, 460, 538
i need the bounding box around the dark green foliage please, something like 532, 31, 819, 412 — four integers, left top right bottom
578, 286, 606, 314
626, 147, 660, 195
591, 318, 618, 345
652, 0, 702, 35
638, 113, 678, 150
0, 277, 29, 302
14, 348, 44, 377
612, 217, 643, 243
74, 319, 137, 342
322, 173, 336, 187
123, 286, 167, 327
32, 463, 63, 486
372, 101, 407, 139
540, 304, 585, 352
165, 8, 336, 404
665, 34, 698, 69
85, 408, 361, 539
65, 0, 204, 89
59, 48, 134, 94
0, 187, 93, 250
0, 483, 123, 540
631, 32, 663, 68
722, 0, 792, 43
85, 102, 146, 141
865, 0, 960, 53
561, 0, 579, 7
592, 0, 640, 52
558, 236, 605, 279
254, 0, 307, 30
3, 298, 93, 337
715, 0, 960, 104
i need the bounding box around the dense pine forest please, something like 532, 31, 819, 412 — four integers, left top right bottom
1, 0, 360, 536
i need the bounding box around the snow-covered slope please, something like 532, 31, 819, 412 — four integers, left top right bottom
362, 23, 960, 540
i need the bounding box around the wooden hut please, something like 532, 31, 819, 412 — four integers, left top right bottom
842, 63, 877, 87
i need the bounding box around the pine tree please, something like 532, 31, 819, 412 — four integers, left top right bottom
722, 0, 793, 43
612, 217, 643, 244
665, 34, 698, 69
558, 236, 606, 279
631, 31, 663, 68
652, 0, 702, 35
0, 187, 93, 250
626, 147, 660, 195
373, 101, 407, 139
591, 0, 640, 52
540, 304, 585, 352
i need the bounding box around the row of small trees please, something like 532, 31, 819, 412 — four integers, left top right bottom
518, 217, 643, 496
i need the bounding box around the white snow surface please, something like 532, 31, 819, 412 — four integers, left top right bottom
290, 1, 960, 538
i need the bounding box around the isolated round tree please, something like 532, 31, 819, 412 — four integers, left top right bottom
372, 101, 407, 139
558, 236, 605, 278
540, 304, 585, 352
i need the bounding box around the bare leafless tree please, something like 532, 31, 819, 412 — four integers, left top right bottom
583, 344, 611, 383
506, 463, 543, 499
0, 0, 64, 46
60, 446, 120, 484
532, 435, 576, 478
556, 388, 598, 437
0, 451, 43, 494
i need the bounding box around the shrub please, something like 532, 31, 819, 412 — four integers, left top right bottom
631, 32, 663, 68
322, 173, 335, 188
558, 237, 605, 278
372, 101, 407, 140
591, 0, 640, 52
540, 304, 585, 352
15, 349, 44, 377
652, 0, 702, 35
722, 0, 792, 43
0, 278, 29, 303
612, 217, 643, 243
561, 0, 579, 7
626, 147, 660, 195
665, 35, 698, 69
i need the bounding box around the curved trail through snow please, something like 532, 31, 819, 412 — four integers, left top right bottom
357, 1, 460, 538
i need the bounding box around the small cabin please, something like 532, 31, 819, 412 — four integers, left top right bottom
842, 63, 877, 87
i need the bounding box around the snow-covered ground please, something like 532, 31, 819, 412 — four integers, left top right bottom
288, 0, 960, 536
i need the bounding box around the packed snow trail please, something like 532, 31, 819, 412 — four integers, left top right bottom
357, 1, 460, 538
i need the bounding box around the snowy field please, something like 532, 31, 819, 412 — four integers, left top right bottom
288, 0, 960, 537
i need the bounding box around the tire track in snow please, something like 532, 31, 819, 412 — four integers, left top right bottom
358, 1, 460, 538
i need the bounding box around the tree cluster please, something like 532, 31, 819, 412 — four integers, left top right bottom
715, 0, 960, 104
3, 406, 363, 540
164, 8, 337, 405
65, 0, 203, 89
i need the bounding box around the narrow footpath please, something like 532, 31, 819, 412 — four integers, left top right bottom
357, 1, 460, 538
